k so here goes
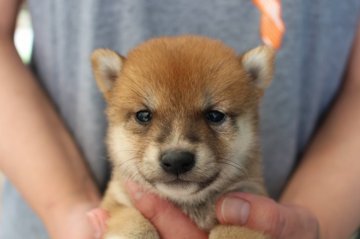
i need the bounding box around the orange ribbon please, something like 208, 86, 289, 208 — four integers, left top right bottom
253, 0, 285, 50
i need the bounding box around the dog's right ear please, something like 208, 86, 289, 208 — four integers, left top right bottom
241, 45, 275, 90
91, 49, 125, 98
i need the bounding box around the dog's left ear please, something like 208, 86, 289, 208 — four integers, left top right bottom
91, 49, 125, 98
241, 45, 275, 89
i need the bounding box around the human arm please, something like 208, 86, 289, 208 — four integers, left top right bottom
0, 1, 100, 238
279, 21, 360, 239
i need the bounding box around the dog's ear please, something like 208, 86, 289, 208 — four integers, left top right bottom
241, 45, 275, 89
91, 49, 125, 98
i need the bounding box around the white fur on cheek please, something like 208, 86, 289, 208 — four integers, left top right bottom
195, 143, 216, 169
139, 143, 164, 182
107, 125, 139, 180
225, 115, 255, 175
233, 116, 255, 157
142, 143, 160, 165
205, 116, 256, 197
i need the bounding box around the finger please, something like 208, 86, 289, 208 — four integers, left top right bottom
216, 193, 319, 239
125, 180, 208, 239
87, 208, 110, 239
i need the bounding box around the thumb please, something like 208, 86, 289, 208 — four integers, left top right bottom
216, 193, 319, 239
125, 180, 208, 239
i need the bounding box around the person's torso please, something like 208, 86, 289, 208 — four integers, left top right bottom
27, 0, 360, 197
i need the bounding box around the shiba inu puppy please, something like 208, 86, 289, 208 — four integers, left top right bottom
91, 35, 275, 239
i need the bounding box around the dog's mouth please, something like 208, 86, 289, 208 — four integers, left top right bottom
162, 179, 194, 190
150, 172, 219, 198
167, 178, 192, 186
195, 172, 220, 191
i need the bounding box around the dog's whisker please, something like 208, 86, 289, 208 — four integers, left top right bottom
217, 160, 247, 175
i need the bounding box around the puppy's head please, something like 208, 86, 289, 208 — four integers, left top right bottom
92, 36, 274, 203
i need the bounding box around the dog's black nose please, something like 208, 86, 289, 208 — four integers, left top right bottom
160, 150, 195, 175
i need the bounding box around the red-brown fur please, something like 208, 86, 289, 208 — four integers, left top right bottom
91, 35, 274, 239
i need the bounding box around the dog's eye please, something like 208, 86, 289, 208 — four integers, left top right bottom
205, 110, 226, 124
135, 110, 152, 124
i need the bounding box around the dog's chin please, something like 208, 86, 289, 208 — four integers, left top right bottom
152, 173, 220, 202
154, 180, 201, 199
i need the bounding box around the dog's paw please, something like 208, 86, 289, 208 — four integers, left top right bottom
209, 225, 270, 239
104, 230, 159, 239
104, 211, 159, 239
104, 235, 158, 239
103, 222, 160, 239
104, 236, 128, 239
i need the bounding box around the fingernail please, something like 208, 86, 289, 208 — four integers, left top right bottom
221, 196, 250, 225
86, 211, 101, 238
94, 230, 101, 239
125, 180, 144, 201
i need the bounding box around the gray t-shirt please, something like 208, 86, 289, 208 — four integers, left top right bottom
1, 1, 359, 238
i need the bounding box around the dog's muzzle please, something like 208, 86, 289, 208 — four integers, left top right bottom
160, 150, 195, 175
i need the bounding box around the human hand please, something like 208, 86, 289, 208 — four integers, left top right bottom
96, 181, 319, 239
86, 180, 207, 239
126, 182, 319, 239
87, 207, 109, 238
125, 180, 208, 239
45, 201, 100, 239
216, 192, 320, 239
